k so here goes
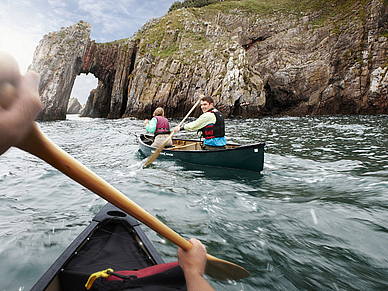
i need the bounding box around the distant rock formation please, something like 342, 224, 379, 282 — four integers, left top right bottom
30, 1, 388, 121
67, 97, 82, 114
29, 21, 91, 121
80, 83, 112, 117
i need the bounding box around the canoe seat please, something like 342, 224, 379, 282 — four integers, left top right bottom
171, 142, 201, 150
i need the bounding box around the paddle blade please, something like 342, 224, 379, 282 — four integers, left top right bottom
143, 132, 174, 168
205, 254, 250, 280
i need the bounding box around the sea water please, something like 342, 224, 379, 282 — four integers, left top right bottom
0, 114, 387, 290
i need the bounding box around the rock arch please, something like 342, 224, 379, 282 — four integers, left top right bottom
29, 21, 138, 121
80, 40, 137, 119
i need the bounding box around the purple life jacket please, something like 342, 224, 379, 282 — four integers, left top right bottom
154, 116, 170, 136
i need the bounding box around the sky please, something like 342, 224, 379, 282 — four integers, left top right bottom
0, 0, 177, 104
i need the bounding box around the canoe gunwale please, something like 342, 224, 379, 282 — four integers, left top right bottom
139, 134, 265, 153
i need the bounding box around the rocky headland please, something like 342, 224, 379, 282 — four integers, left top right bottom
29, 0, 388, 121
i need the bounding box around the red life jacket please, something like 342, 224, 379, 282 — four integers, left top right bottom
199, 109, 225, 139
154, 116, 170, 136
88, 262, 186, 291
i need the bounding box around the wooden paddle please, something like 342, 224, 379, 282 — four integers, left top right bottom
143, 98, 201, 168
16, 123, 250, 280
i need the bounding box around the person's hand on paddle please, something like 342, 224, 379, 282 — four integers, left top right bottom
178, 238, 215, 291
173, 125, 180, 132
0, 52, 42, 155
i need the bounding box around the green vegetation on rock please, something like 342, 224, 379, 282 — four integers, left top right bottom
168, 0, 221, 12
138, 0, 374, 62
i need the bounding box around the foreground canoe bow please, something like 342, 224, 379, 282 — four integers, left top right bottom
31, 203, 185, 291
138, 134, 265, 172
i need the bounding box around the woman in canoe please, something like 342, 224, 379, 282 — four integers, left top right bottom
0, 52, 215, 291
144, 107, 173, 147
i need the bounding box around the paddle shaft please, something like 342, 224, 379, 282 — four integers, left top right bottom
143, 97, 201, 167
17, 123, 250, 280
176, 97, 202, 129
17, 124, 193, 251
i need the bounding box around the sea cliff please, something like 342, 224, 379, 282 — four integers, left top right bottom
29, 0, 388, 121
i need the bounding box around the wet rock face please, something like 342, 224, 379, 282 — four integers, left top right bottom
80, 40, 137, 119
30, 1, 388, 121
80, 82, 112, 118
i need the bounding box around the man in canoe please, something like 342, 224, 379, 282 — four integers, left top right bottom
144, 107, 173, 147
173, 95, 226, 150
0, 52, 215, 291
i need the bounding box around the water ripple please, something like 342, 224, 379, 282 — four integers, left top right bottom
1, 114, 388, 290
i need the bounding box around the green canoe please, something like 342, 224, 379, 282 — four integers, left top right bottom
138, 134, 265, 172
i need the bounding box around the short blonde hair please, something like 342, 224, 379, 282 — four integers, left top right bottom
153, 107, 164, 117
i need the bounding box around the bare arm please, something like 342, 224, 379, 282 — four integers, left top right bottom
178, 238, 215, 291
0, 52, 42, 155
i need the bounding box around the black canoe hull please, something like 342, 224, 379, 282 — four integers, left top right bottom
138, 134, 265, 172
31, 204, 166, 291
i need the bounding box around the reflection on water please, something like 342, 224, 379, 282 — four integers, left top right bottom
0, 114, 388, 290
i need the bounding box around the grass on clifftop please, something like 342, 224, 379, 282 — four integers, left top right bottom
137, 0, 372, 60
201, 0, 369, 23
